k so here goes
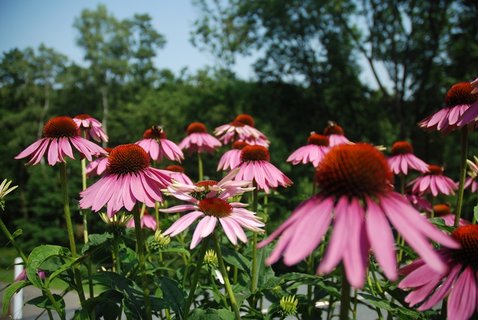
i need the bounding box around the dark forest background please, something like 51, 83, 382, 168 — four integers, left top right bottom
1, 1, 477, 251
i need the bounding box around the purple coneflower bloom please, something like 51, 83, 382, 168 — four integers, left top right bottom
217, 141, 248, 171
465, 156, 478, 193
73, 114, 108, 143
136, 126, 184, 162
259, 144, 458, 288
399, 224, 478, 320
15, 116, 106, 166
214, 114, 270, 147
80, 144, 172, 217
406, 189, 432, 213
323, 122, 352, 147
179, 122, 222, 154
126, 211, 157, 230
86, 147, 111, 177
409, 165, 457, 197
15, 269, 46, 282
388, 141, 428, 175
235, 145, 292, 193
160, 171, 264, 248
287, 133, 330, 167
164, 165, 193, 185
431, 204, 468, 227
419, 82, 478, 133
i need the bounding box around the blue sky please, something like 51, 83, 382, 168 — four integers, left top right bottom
0, 0, 256, 79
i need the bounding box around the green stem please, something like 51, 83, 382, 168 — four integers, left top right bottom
59, 162, 86, 306
183, 239, 209, 319
113, 231, 122, 273
352, 289, 358, 320
43, 289, 66, 320
0, 217, 27, 262
339, 267, 351, 320
133, 204, 152, 320
250, 183, 259, 296
197, 152, 204, 181
455, 127, 469, 227
213, 233, 241, 320
81, 158, 88, 243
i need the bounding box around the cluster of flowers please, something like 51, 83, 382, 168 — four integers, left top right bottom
13, 77, 478, 319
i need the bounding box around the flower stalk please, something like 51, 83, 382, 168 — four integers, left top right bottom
59, 162, 86, 306
339, 266, 351, 320
455, 127, 469, 227
213, 232, 241, 320
133, 204, 152, 320
183, 239, 209, 319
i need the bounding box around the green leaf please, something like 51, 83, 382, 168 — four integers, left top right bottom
474, 205, 478, 223
27, 294, 65, 310
221, 247, 251, 272
158, 276, 186, 315
160, 246, 191, 259
11, 228, 23, 239
2, 280, 29, 315
188, 308, 235, 320
45, 257, 79, 287
26, 245, 69, 288
81, 233, 113, 254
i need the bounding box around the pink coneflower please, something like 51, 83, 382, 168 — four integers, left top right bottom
73, 114, 109, 143
178, 122, 222, 154
164, 165, 193, 185
86, 147, 112, 177
287, 133, 330, 167
136, 126, 184, 162
471, 78, 478, 94
409, 165, 457, 197
235, 145, 292, 193
217, 141, 248, 171
15, 116, 106, 166
323, 122, 351, 146
80, 144, 172, 217
15, 269, 46, 282
431, 204, 468, 227
259, 144, 458, 288
126, 211, 157, 230
399, 224, 478, 320
465, 156, 478, 192
406, 189, 432, 213
388, 141, 428, 175
214, 114, 270, 147
160, 171, 264, 248
419, 82, 478, 132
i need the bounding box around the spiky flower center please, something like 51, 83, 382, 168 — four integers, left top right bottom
324, 124, 344, 136
230, 120, 245, 127
74, 114, 92, 120
241, 145, 270, 162
391, 141, 413, 155
433, 204, 450, 217
198, 198, 232, 218
165, 165, 184, 173
43, 116, 79, 138
143, 127, 167, 139
428, 165, 443, 175
232, 141, 248, 150
193, 180, 218, 199
307, 133, 329, 146
316, 144, 392, 198
107, 144, 150, 175
451, 225, 478, 268
234, 114, 255, 127
445, 82, 478, 107
187, 122, 207, 134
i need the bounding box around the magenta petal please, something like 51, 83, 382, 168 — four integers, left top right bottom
283, 198, 333, 265
418, 264, 461, 310
342, 198, 367, 288
219, 218, 238, 245
164, 211, 204, 237
366, 199, 397, 281
317, 196, 349, 274
447, 267, 477, 320
15, 139, 45, 159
